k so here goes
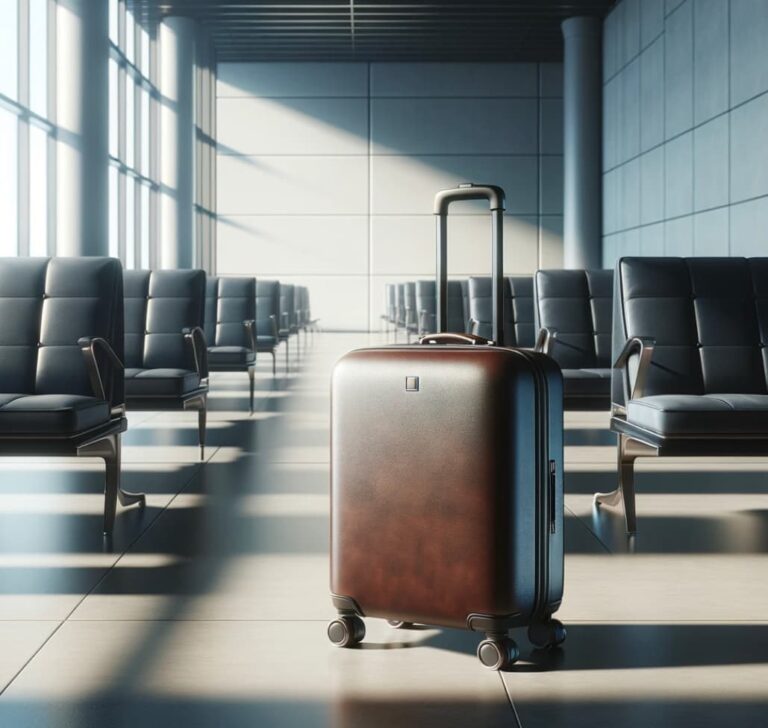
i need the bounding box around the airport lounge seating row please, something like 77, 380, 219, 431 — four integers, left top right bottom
0, 258, 315, 535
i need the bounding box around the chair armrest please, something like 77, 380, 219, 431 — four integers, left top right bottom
183, 326, 209, 380
614, 336, 656, 404
269, 314, 279, 340
243, 319, 256, 352
78, 337, 124, 404
468, 317, 480, 336
534, 327, 558, 355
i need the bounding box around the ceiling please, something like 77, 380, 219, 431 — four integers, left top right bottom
131, 1, 616, 62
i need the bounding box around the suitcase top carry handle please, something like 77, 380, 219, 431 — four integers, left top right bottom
434, 183, 506, 345
418, 332, 491, 346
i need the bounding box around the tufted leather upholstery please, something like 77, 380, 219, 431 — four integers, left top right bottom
123, 269, 206, 399
415, 280, 468, 334
0, 257, 123, 434
256, 280, 280, 350
614, 257, 768, 434
535, 269, 613, 405
205, 276, 256, 369
468, 276, 535, 347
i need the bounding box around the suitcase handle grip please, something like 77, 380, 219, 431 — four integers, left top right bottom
434, 183, 505, 344
418, 332, 491, 346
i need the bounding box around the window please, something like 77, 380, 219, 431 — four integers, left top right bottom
109, 0, 159, 269
0, 0, 56, 257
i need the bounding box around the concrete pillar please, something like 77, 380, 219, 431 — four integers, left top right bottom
159, 17, 195, 269
56, 0, 109, 256
561, 17, 602, 270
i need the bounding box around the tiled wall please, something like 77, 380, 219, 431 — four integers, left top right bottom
603, 0, 768, 265
216, 62, 564, 330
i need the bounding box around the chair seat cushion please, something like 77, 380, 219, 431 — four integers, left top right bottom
0, 394, 110, 434
207, 346, 255, 366
627, 394, 768, 436
562, 368, 612, 397
256, 335, 277, 350
125, 368, 201, 397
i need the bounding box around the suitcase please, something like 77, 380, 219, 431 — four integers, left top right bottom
328, 183, 566, 670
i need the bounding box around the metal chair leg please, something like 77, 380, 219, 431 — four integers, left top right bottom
198, 397, 207, 460
248, 367, 255, 414
271, 350, 276, 376
285, 338, 289, 373
80, 433, 144, 536
594, 434, 654, 534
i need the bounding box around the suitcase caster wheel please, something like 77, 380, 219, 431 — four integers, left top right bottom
477, 637, 519, 670
387, 620, 414, 629
327, 616, 365, 648
528, 619, 566, 649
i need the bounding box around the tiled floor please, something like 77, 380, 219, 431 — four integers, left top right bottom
0, 332, 766, 727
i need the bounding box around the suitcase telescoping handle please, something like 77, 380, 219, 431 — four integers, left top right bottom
434, 183, 506, 345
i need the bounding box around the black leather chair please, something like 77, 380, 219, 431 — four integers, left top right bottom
468, 276, 535, 347
278, 283, 294, 368
0, 257, 144, 534
124, 269, 208, 459
205, 276, 257, 413
600, 257, 768, 534
460, 280, 470, 333
403, 281, 419, 341
381, 283, 394, 335
415, 279, 468, 335
255, 280, 280, 374
534, 269, 613, 411
394, 283, 407, 340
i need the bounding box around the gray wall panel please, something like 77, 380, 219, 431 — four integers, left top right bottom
602, 0, 768, 266
730, 0, 768, 106
694, 208, 729, 255
730, 92, 768, 204
640, 37, 665, 152
693, 115, 728, 212
218, 62, 563, 330
664, 131, 693, 218
641, 0, 665, 49
664, 0, 693, 139
693, 0, 729, 124
640, 147, 665, 224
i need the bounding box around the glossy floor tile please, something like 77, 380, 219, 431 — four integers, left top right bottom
0, 333, 766, 727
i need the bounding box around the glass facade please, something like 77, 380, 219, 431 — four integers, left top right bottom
0, 0, 215, 270
109, 0, 159, 269
0, 0, 55, 256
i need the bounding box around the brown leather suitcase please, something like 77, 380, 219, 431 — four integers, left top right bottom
328, 184, 566, 670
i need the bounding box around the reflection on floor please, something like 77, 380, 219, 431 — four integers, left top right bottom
0, 333, 765, 727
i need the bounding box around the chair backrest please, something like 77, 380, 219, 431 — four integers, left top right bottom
124, 269, 206, 370
415, 280, 467, 334
279, 283, 295, 332
256, 280, 280, 339
395, 283, 406, 327
404, 281, 417, 328
535, 269, 613, 370
293, 286, 302, 329
612, 257, 768, 407
385, 283, 396, 322
204, 276, 219, 345
468, 275, 534, 347
210, 277, 256, 348
460, 279, 470, 333
297, 286, 308, 327
0, 257, 124, 407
